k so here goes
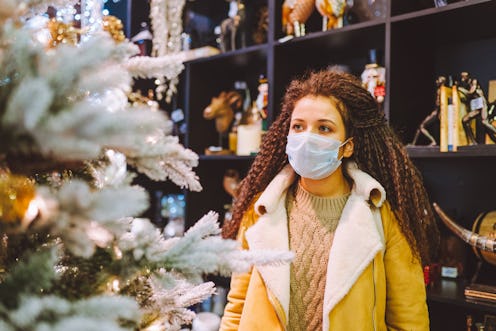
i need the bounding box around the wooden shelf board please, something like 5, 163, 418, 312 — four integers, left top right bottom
407, 145, 496, 158
427, 279, 496, 314
274, 18, 386, 47
391, 0, 493, 23
185, 44, 268, 65
199, 154, 256, 162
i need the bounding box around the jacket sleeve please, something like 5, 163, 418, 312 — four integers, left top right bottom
381, 202, 430, 331
219, 203, 258, 331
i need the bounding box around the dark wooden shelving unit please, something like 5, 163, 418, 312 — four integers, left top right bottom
119, 0, 496, 328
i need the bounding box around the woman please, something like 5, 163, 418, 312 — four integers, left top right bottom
220, 69, 439, 331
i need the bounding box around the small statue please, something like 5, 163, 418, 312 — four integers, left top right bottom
219, 0, 246, 52
203, 90, 244, 153
316, 0, 346, 31
253, 5, 269, 44
459, 72, 496, 145
255, 75, 269, 130
131, 22, 153, 56
361, 49, 386, 106
411, 76, 447, 146
282, 0, 315, 36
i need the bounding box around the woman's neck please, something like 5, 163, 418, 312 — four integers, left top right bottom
299, 166, 351, 197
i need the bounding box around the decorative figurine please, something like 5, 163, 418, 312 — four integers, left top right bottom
219, 0, 246, 52
131, 22, 153, 56
315, 0, 346, 30
411, 76, 447, 146
255, 75, 269, 131
459, 72, 496, 144
433, 203, 496, 285
361, 49, 386, 106
203, 90, 244, 154
183, 0, 228, 49
282, 0, 315, 36
252, 5, 269, 44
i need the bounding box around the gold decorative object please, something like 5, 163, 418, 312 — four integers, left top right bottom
316, 0, 346, 30
433, 203, 496, 266
0, 173, 35, 225
282, 0, 316, 36
203, 90, 243, 154
47, 18, 80, 48
102, 15, 126, 43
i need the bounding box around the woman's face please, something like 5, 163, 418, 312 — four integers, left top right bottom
289, 95, 347, 142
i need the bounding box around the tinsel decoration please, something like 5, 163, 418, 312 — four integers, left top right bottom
47, 18, 80, 48
124, 54, 184, 83
149, 0, 186, 102
102, 15, 126, 43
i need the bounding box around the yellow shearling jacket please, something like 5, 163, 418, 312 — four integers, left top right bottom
220, 162, 429, 331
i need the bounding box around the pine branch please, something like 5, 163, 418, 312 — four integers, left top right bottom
3, 294, 139, 331
0, 247, 57, 309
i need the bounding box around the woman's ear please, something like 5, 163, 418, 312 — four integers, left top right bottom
343, 137, 354, 158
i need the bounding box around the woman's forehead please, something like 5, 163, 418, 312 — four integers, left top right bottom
291, 95, 343, 122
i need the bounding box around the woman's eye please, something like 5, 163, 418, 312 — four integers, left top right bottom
291, 124, 303, 131
319, 125, 331, 133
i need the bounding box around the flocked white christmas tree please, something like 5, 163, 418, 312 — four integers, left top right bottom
0, 1, 293, 330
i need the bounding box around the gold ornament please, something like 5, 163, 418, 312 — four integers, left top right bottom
102, 15, 126, 43
47, 18, 80, 48
0, 173, 35, 225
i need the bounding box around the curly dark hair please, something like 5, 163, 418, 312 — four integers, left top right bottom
222, 69, 439, 265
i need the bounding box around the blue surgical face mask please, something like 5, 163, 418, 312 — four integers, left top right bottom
285, 132, 349, 180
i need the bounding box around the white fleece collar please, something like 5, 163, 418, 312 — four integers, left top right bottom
255, 161, 385, 215
246, 161, 386, 329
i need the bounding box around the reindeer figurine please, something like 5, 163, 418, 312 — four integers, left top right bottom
203, 90, 244, 153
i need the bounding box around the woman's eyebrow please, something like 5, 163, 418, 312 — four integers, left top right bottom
317, 119, 337, 125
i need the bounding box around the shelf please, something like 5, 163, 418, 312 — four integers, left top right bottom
274, 18, 386, 49
390, 1, 496, 45
199, 155, 256, 161
391, 0, 494, 22
407, 145, 496, 158
185, 44, 268, 66
274, 20, 385, 64
428, 279, 496, 315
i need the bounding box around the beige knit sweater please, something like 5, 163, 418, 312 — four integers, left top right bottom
286, 182, 350, 331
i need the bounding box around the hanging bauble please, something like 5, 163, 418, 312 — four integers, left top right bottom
0, 173, 36, 226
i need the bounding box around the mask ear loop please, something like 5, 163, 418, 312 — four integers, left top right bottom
339, 137, 354, 160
